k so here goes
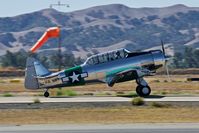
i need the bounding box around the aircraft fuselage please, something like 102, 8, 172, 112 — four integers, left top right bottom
34, 49, 165, 89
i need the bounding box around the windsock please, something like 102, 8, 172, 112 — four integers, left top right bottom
30, 27, 60, 53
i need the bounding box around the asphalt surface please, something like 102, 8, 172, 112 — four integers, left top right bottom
1, 96, 199, 109
1, 96, 199, 103
1, 123, 199, 133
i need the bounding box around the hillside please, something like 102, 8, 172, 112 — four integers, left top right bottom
1, 4, 199, 58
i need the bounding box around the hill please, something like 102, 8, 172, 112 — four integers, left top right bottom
1, 4, 199, 58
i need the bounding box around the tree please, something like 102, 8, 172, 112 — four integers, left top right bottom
1, 51, 16, 67
170, 47, 199, 69
193, 49, 199, 67
1, 50, 28, 68
171, 52, 183, 68
62, 52, 75, 68
39, 55, 49, 68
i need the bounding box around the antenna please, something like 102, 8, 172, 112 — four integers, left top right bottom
50, 1, 70, 9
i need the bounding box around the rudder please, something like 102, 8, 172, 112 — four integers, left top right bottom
24, 57, 50, 90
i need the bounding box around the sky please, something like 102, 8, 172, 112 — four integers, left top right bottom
0, 0, 199, 17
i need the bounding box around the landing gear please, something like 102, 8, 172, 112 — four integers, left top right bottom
136, 78, 151, 97
136, 85, 151, 97
44, 89, 49, 97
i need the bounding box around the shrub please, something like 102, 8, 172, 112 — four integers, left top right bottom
33, 98, 40, 103
153, 80, 160, 82
116, 91, 125, 95
132, 97, 145, 106
9, 79, 20, 83
150, 102, 171, 108
83, 92, 94, 96
96, 92, 112, 96
161, 91, 167, 95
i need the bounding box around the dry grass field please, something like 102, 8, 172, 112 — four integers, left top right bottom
0, 72, 198, 125
0, 75, 198, 96
0, 76, 196, 95
0, 107, 199, 124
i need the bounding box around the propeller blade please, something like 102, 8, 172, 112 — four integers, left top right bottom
161, 40, 165, 56
161, 40, 171, 82
165, 61, 171, 82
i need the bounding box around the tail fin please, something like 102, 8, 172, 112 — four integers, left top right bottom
24, 57, 51, 90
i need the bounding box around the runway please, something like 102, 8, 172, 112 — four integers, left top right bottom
1, 96, 199, 103
1, 96, 199, 109
1, 123, 199, 133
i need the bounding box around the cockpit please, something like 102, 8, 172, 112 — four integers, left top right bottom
84, 48, 129, 66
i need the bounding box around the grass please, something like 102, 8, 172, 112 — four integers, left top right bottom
0, 80, 6, 83
116, 91, 137, 97
9, 79, 21, 83
95, 91, 112, 96
55, 89, 77, 96
65, 89, 77, 96
2, 93, 13, 97
160, 91, 168, 95
33, 93, 44, 97
0, 107, 199, 124
56, 89, 64, 96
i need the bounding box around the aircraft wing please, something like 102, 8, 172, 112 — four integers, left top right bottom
106, 68, 151, 87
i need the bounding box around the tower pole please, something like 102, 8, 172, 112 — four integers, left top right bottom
58, 30, 62, 71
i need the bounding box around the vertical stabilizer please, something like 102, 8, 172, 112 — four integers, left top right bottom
24, 57, 50, 90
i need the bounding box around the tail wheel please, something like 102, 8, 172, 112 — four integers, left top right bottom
136, 85, 151, 97
44, 91, 49, 97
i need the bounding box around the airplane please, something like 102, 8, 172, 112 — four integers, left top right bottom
24, 27, 170, 97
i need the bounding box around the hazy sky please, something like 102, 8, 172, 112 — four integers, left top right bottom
0, 0, 199, 17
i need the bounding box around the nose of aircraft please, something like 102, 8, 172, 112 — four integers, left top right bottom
151, 50, 165, 68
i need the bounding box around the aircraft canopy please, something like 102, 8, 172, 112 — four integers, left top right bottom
84, 48, 129, 66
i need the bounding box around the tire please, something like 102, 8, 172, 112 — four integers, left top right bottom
136, 86, 142, 96
136, 85, 151, 97
44, 91, 49, 97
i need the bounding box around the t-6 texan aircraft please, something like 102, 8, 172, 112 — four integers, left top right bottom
25, 27, 170, 97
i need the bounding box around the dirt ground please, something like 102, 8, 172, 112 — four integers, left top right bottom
0, 74, 199, 125
0, 106, 199, 124
0, 75, 199, 96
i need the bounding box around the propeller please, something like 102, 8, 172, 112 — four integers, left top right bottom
161, 40, 171, 82
161, 40, 165, 56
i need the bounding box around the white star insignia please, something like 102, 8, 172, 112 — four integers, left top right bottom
69, 72, 80, 83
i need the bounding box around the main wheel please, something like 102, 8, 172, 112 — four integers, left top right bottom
136, 86, 141, 96
136, 85, 151, 97
44, 91, 49, 97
